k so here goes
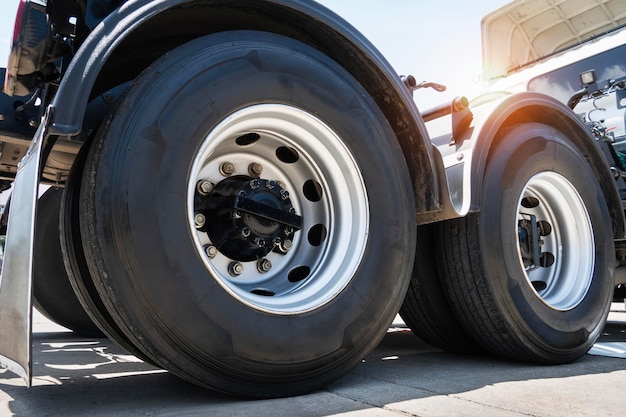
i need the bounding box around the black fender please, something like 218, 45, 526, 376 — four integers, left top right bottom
426, 91, 626, 239
47, 0, 440, 214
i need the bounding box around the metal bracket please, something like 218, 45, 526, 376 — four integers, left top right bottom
421, 96, 473, 145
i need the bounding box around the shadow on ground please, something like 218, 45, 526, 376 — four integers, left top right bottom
0, 322, 625, 416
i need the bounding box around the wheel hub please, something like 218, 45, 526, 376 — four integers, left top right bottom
196, 175, 302, 262
517, 214, 552, 271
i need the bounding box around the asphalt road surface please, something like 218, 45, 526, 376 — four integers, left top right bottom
1, 309, 626, 416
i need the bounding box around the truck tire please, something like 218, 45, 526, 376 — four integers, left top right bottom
400, 223, 478, 352
60, 146, 155, 362
79, 31, 416, 397
439, 123, 613, 364
33, 187, 102, 336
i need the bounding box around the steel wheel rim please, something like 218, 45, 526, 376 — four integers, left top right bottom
516, 171, 594, 311
188, 104, 369, 314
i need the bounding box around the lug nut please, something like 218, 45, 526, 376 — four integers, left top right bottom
250, 179, 260, 189
280, 190, 289, 200
257, 258, 272, 273
194, 213, 206, 229
266, 180, 276, 189
248, 162, 263, 177
204, 245, 218, 259
229, 261, 244, 276
254, 237, 266, 248
241, 227, 251, 238
196, 180, 214, 196
278, 239, 293, 254
219, 161, 235, 176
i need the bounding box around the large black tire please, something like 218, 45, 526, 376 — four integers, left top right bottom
400, 223, 478, 352
60, 146, 154, 362
33, 187, 102, 336
79, 31, 416, 397
439, 123, 614, 364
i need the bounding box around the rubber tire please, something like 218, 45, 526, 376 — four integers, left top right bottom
79, 31, 416, 397
439, 123, 614, 364
400, 223, 479, 352
33, 187, 102, 336
60, 145, 154, 362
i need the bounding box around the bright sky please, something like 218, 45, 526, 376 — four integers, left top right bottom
0, 0, 510, 109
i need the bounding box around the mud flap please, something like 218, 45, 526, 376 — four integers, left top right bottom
0, 110, 48, 385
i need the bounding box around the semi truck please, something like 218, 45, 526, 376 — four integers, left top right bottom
0, 0, 623, 398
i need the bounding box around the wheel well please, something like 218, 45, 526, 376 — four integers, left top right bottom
94, 3, 392, 103
488, 105, 626, 240
82, 1, 438, 213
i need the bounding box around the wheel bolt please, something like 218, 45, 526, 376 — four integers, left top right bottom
220, 161, 235, 176
196, 180, 214, 196
248, 162, 263, 177
266, 180, 276, 189
257, 258, 272, 273
241, 228, 251, 238
250, 179, 260, 189
280, 190, 289, 200
204, 245, 218, 259
229, 261, 244, 276
194, 213, 206, 229
254, 237, 266, 248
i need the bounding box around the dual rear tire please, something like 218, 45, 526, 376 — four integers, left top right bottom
33, 187, 102, 336
401, 123, 614, 363
62, 31, 416, 397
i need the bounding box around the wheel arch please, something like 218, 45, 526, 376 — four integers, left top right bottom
470, 92, 625, 240
48, 0, 439, 213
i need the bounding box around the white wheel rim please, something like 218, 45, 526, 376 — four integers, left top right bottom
187, 104, 369, 314
516, 172, 594, 311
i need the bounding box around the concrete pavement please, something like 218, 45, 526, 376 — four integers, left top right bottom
0, 309, 625, 416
